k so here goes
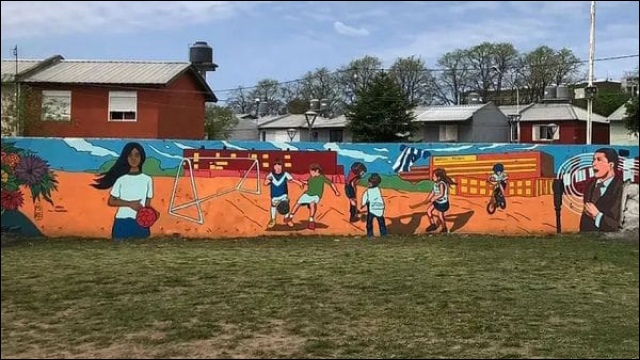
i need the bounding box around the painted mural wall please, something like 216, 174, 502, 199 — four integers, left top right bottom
1, 138, 638, 239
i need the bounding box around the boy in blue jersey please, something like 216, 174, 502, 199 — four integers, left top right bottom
265, 160, 304, 229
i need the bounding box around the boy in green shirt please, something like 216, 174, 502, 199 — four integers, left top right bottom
286, 164, 340, 230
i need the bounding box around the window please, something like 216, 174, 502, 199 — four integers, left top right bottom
261, 131, 267, 142
439, 124, 458, 142
532, 124, 560, 141
109, 91, 137, 122
312, 131, 319, 142
329, 130, 344, 143
42, 90, 71, 121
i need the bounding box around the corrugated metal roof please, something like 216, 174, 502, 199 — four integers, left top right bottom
414, 104, 489, 122
20, 60, 192, 85
608, 102, 631, 122
1, 60, 42, 82
498, 104, 534, 117
519, 103, 609, 123
259, 114, 348, 129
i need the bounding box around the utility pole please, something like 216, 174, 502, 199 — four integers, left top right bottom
13, 45, 20, 136
587, 1, 596, 145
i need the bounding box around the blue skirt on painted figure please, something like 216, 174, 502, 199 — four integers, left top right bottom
433, 201, 450, 213
112, 218, 150, 240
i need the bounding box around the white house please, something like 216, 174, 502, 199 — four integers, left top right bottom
609, 102, 638, 146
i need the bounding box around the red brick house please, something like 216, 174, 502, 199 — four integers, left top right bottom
2, 55, 217, 139
500, 103, 610, 145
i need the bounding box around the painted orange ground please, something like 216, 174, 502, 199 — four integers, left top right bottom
20, 172, 581, 239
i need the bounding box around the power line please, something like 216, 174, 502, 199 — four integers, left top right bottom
212, 54, 640, 94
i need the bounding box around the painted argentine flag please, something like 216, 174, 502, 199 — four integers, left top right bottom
392, 145, 431, 173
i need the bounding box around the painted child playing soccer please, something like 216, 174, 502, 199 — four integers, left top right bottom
286, 164, 340, 230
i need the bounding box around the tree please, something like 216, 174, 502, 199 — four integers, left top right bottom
467, 42, 497, 101
553, 48, 581, 86
519, 46, 557, 102
1, 85, 46, 137
390, 56, 434, 106
280, 82, 301, 114
346, 73, 417, 143
299, 68, 341, 115
593, 89, 631, 117
226, 86, 252, 115
248, 79, 283, 116
490, 43, 518, 99
337, 55, 383, 105
286, 99, 309, 115
624, 96, 639, 136
434, 49, 472, 105
204, 105, 238, 140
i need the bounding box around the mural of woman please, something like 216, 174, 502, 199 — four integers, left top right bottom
92, 143, 157, 240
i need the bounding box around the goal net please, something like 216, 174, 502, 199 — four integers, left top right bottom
168, 157, 261, 224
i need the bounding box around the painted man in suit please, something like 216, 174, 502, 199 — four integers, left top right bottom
580, 148, 624, 233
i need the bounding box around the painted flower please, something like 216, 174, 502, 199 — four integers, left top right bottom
14, 155, 49, 186
1, 151, 6, 163
1, 190, 24, 211
1, 170, 8, 184
3, 153, 21, 170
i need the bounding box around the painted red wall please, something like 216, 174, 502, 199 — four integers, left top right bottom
157, 73, 206, 140
26, 72, 207, 140
520, 121, 610, 145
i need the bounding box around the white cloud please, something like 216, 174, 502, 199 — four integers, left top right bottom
346, 8, 389, 20
63, 139, 118, 157
450, 1, 501, 13
333, 21, 370, 37
1, 1, 269, 38
508, 1, 588, 17
379, 18, 550, 62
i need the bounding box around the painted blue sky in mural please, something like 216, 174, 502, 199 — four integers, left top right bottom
3, 138, 639, 177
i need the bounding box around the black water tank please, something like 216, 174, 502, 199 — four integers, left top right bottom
190, 41, 213, 64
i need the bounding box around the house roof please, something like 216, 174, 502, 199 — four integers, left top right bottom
498, 104, 535, 117
608, 102, 631, 122
1, 56, 64, 83
1, 57, 217, 101
20, 60, 192, 85
1, 60, 41, 82
259, 114, 348, 129
514, 103, 609, 124
414, 103, 490, 122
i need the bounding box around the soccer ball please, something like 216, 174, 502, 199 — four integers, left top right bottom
276, 200, 290, 215
136, 207, 158, 228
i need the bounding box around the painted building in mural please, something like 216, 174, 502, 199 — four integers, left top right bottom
1, 138, 638, 239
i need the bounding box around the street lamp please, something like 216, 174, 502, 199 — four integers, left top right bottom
287, 128, 298, 143
305, 110, 318, 142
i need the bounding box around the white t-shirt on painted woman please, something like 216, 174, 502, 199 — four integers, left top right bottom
110, 174, 154, 219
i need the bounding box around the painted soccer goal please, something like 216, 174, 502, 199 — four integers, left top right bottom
168, 156, 261, 224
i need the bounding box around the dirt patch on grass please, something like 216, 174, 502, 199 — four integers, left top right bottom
1, 322, 306, 359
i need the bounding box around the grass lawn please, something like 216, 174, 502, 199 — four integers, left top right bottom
1, 235, 638, 359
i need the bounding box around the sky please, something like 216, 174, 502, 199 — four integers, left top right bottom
1, 1, 638, 102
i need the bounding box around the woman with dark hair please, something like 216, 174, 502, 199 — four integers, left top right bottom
425, 168, 456, 234
92, 143, 155, 240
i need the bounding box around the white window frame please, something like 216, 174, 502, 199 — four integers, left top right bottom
108, 91, 137, 122
532, 124, 560, 142
510, 123, 520, 143
41, 90, 72, 122
439, 124, 459, 142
